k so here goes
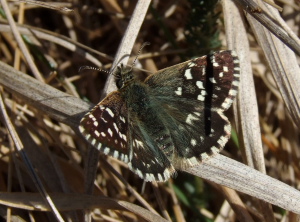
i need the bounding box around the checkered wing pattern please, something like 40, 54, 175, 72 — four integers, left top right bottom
79, 50, 240, 182
79, 92, 130, 163
79, 91, 176, 182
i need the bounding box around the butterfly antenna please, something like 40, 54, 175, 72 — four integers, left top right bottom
110, 54, 130, 76
78, 66, 110, 74
130, 42, 150, 70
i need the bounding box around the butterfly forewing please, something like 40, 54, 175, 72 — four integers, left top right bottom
144, 50, 240, 167
146, 51, 239, 111
79, 91, 130, 163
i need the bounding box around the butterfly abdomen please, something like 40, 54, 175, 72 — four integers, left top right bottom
123, 82, 176, 159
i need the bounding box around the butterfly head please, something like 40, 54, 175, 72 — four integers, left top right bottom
114, 64, 134, 89
115, 42, 150, 89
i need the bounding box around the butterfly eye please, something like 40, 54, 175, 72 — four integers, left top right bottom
116, 77, 124, 89
113, 66, 124, 89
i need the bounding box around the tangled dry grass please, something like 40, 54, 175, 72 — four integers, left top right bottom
0, 0, 299, 221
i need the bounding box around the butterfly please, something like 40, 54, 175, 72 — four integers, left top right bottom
79, 50, 240, 182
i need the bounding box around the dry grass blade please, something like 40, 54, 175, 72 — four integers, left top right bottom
0, 192, 169, 222
222, 0, 266, 172
0, 61, 89, 128
0, 23, 105, 67
102, 0, 152, 96
212, 184, 255, 222
1, 0, 43, 81
18, 0, 73, 12
234, 0, 300, 56
186, 155, 300, 214
0, 93, 65, 221
248, 13, 300, 127
222, 1, 275, 221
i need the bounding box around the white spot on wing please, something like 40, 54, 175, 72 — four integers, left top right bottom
201, 90, 207, 96
232, 80, 239, 86
163, 169, 171, 181
224, 124, 231, 134
107, 128, 113, 137
194, 112, 200, 116
210, 55, 216, 62
222, 98, 233, 109
113, 150, 119, 158
211, 146, 219, 154
196, 81, 204, 89
189, 157, 198, 164
197, 95, 205, 101
120, 133, 127, 142
136, 168, 143, 178
184, 69, 193, 79
209, 77, 216, 83
146, 174, 155, 181
94, 130, 100, 137
101, 117, 107, 123
120, 116, 126, 123
157, 173, 163, 181
229, 89, 238, 96
103, 147, 110, 154
188, 61, 196, 67
106, 108, 114, 117
113, 123, 119, 133
200, 152, 209, 160
175, 87, 182, 95
89, 114, 95, 120
79, 125, 84, 133
134, 139, 144, 148
223, 66, 229, 72
202, 66, 206, 74
186, 113, 199, 124
191, 139, 197, 146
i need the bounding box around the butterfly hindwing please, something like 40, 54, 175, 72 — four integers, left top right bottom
126, 122, 175, 181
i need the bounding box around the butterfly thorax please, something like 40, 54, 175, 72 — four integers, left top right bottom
120, 80, 176, 162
